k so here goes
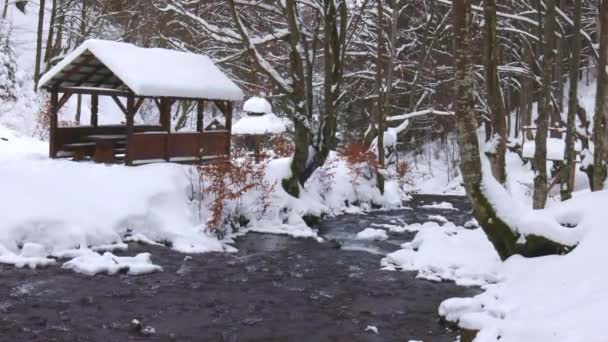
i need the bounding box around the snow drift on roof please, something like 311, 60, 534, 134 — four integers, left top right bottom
38, 39, 244, 101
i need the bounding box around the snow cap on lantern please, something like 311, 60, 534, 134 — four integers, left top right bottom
233, 96, 286, 135
243, 96, 273, 116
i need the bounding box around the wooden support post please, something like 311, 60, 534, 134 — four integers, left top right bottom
90, 94, 98, 127
225, 101, 233, 159
197, 100, 205, 132
254, 135, 261, 164
49, 88, 59, 158
125, 95, 135, 165
160, 98, 172, 132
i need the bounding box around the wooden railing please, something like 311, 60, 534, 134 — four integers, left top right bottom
126, 130, 230, 165
53, 125, 163, 156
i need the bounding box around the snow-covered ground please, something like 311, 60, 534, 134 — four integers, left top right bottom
0, 121, 404, 274
439, 190, 608, 341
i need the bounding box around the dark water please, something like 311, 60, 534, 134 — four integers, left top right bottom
0, 195, 476, 342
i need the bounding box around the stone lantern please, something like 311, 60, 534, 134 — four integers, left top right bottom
232, 97, 286, 163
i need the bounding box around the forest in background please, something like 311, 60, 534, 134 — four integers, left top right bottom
2, 0, 607, 259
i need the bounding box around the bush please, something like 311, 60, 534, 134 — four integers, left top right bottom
198, 154, 275, 237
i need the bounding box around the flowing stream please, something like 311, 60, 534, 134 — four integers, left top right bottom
0, 195, 477, 341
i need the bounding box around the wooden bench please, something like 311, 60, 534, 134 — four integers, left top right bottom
62, 142, 96, 161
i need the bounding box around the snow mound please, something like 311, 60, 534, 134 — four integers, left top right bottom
243, 96, 272, 114
356, 228, 389, 241
440, 190, 608, 341
382, 222, 501, 286
0, 243, 56, 269
61, 251, 162, 276
0, 149, 229, 259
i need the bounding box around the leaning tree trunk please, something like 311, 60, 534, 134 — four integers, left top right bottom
561, 0, 582, 201
591, 0, 608, 191
483, 0, 507, 184
452, 0, 569, 261
532, 0, 556, 209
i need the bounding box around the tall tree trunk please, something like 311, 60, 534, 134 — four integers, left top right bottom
483, 0, 507, 184
374, 0, 385, 194
533, 0, 556, 209
34, 0, 46, 89
591, 0, 608, 191
452, 0, 569, 261
554, 0, 568, 114
561, 0, 582, 201
2, 0, 9, 19
44, 0, 56, 63
52, 0, 64, 59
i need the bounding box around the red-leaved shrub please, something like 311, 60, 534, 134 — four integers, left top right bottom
339, 142, 378, 186
198, 154, 275, 236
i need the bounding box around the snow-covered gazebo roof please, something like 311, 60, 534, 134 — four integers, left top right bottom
38, 39, 244, 101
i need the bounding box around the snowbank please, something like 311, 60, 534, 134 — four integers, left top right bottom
0, 154, 228, 260
440, 190, 608, 341
382, 221, 501, 286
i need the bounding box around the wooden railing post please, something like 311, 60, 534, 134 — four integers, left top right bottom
90, 94, 98, 127
226, 101, 233, 159
125, 95, 135, 165
197, 100, 205, 132
49, 87, 59, 158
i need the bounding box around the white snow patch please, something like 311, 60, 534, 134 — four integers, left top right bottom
355, 228, 389, 241
421, 201, 457, 210
61, 251, 162, 276
365, 325, 379, 334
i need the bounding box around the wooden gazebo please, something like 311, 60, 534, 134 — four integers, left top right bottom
38, 39, 244, 165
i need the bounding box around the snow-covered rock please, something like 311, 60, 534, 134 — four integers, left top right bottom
355, 228, 389, 241
61, 251, 162, 276
382, 222, 501, 286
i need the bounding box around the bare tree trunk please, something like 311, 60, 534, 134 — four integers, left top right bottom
561, 0, 582, 201
483, 0, 507, 184
374, 0, 385, 194
591, 0, 608, 191
554, 0, 568, 114
533, 0, 556, 209
44, 0, 57, 63
2, 0, 9, 19
34, 0, 46, 89
52, 0, 64, 59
